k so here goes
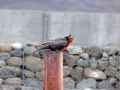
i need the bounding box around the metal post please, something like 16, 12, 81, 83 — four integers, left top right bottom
42, 12, 50, 42
43, 50, 63, 90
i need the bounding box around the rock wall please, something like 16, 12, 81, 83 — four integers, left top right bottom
63, 46, 120, 90
0, 44, 120, 90
0, 44, 43, 90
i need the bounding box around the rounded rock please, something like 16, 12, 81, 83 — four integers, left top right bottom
4, 78, 22, 85
115, 81, 120, 89
76, 59, 89, 67
98, 58, 109, 70
70, 67, 83, 81
0, 53, 10, 60
84, 68, 106, 80
25, 56, 43, 72
109, 56, 118, 67
76, 78, 97, 89
104, 66, 117, 77
102, 52, 109, 58
6, 57, 22, 66
0, 60, 6, 67
97, 80, 114, 89
115, 71, 120, 80
23, 70, 35, 78
33, 50, 41, 58
0, 44, 12, 52
35, 71, 43, 81
106, 48, 118, 56
68, 46, 83, 55
108, 77, 117, 85
24, 79, 42, 88
89, 58, 97, 69
10, 49, 23, 57
63, 66, 72, 77
0, 66, 21, 78
64, 77, 75, 89
84, 47, 102, 59
0, 78, 3, 84
64, 53, 77, 67
24, 46, 36, 55
80, 53, 89, 60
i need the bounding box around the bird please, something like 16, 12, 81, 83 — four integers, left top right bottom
35, 35, 73, 51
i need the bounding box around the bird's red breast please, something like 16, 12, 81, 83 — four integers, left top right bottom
61, 35, 74, 51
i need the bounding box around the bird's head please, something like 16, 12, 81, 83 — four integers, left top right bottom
66, 35, 74, 44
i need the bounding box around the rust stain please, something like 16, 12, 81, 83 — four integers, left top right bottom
43, 51, 63, 90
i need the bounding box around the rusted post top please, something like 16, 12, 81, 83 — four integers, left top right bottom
43, 51, 63, 90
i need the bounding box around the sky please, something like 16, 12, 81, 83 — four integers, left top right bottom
0, 0, 118, 12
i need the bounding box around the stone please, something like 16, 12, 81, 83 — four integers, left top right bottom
21, 87, 39, 90
0, 60, 6, 67
10, 49, 23, 57
0, 78, 3, 84
105, 66, 117, 77
1, 85, 15, 90
35, 71, 43, 81
76, 59, 89, 67
89, 58, 97, 69
84, 68, 106, 80
115, 81, 120, 89
108, 77, 117, 85
109, 56, 118, 67
4, 78, 22, 85
117, 66, 120, 70
24, 46, 36, 55
84, 47, 102, 59
64, 77, 75, 89
76, 78, 96, 89
97, 80, 114, 89
0, 53, 10, 60
98, 58, 109, 70
68, 46, 83, 55
24, 79, 42, 88
11, 42, 23, 49
64, 88, 102, 90
33, 50, 41, 58
64, 53, 77, 67
110, 56, 120, 68
105, 48, 119, 56
0, 44, 12, 52
63, 66, 72, 77
0, 66, 21, 78
116, 56, 120, 64
23, 70, 35, 78
102, 52, 109, 58
25, 56, 43, 72
101, 57, 109, 61
70, 67, 83, 81
115, 71, 120, 80
6, 57, 22, 66
80, 53, 89, 60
